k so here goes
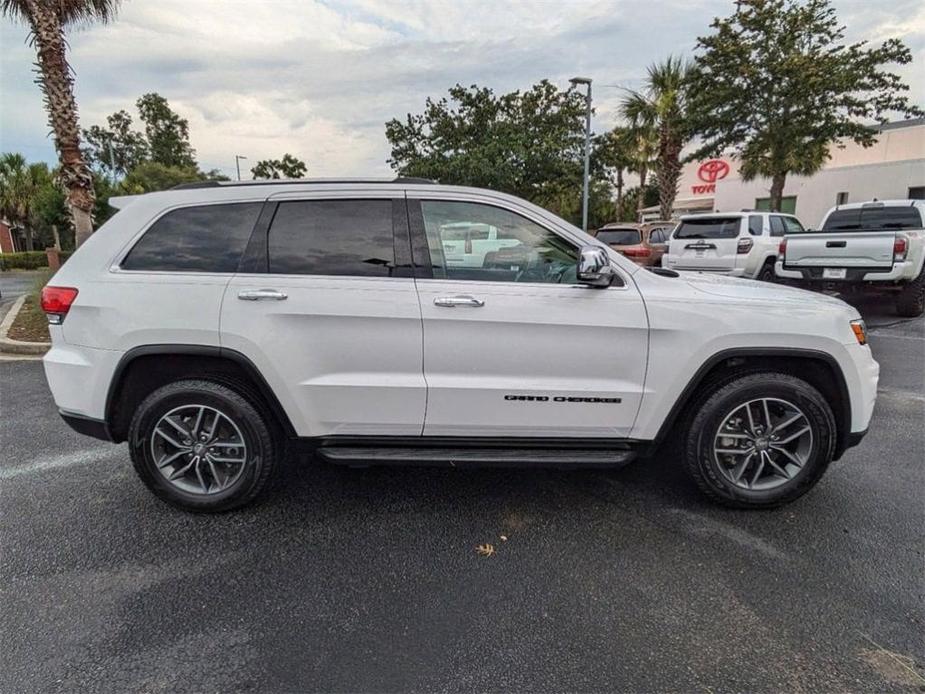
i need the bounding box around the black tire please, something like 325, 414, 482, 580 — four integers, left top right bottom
895, 265, 925, 317
128, 379, 278, 512
756, 260, 776, 283
683, 372, 837, 509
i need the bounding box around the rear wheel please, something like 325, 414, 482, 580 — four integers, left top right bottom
756, 260, 776, 283
895, 266, 925, 317
683, 372, 837, 508
128, 379, 278, 512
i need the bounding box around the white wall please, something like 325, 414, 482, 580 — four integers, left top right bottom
713, 159, 925, 228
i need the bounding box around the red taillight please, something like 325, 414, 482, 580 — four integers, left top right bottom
40, 286, 78, 324
623, 247, 652, 258
894, 237, 907, 260
737, 238, 753, 254
779, 238, 787, 258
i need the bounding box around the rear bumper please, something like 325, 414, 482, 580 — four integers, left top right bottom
43, 343, 123, 421
59, 411, 113, 442
777, 260, 912, 283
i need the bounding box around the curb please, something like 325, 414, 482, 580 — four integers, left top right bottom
0, 295, 50, 355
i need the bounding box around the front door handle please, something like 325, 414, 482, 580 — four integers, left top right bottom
434, 295, 485, 308
238, 289, 288, 301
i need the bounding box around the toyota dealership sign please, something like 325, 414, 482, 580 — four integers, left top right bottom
691, 159, 730, 194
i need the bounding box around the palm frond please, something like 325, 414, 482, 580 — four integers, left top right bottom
2, 0, 120, 26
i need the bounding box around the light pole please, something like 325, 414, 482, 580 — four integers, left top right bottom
570, 76, 592, 233
234, 155, 247, 181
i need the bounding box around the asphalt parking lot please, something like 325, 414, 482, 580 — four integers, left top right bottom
1, 296, 923, 693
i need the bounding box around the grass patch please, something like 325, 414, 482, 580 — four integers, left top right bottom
7, 269, 54, 343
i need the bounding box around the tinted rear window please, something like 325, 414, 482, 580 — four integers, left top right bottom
122, 203, 262, 272
268, 199, 395, 276
823, 206, 922, 231
674, 217, 741, 239
597, 229, 641, 245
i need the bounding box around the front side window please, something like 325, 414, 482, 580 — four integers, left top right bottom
268, 199, 395, 276
781, 216, 805, 233
122, 203, 262, 272
420, 200, 578, 284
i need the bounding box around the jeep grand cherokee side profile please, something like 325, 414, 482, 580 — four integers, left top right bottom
42, 180, 879, 512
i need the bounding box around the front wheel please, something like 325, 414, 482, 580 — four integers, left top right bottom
128, 379, 278, 512
683, 372, 837, 508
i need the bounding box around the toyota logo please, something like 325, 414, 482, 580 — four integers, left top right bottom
697, 159, 730, 183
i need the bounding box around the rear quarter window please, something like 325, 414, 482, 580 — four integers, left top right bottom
121, 203, 263, 272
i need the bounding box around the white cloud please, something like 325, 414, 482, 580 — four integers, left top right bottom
1, 0, 922, 179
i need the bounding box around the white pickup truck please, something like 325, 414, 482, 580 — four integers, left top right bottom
776, 200, 925, 317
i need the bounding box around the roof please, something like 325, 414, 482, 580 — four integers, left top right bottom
832, 199, 924, 211
875, 117, 925, 132
641, 197, 713, 214
171, 176, 434, 190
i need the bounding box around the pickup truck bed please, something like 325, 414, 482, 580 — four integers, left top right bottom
775, 200, 925, 317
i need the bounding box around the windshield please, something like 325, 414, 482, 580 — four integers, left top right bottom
674, 218, 741, 239
597, 229, 641, 245
823, 206, 923, 231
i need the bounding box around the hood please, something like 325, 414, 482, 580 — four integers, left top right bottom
682, 271, 856, 312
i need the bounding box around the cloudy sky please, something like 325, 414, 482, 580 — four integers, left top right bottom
1, 0, 923, 180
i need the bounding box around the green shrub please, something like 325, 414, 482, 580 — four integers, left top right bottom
0, 251, 48, 271
0, 250, 72, 271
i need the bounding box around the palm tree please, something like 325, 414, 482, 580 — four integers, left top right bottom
621, 56, 691, 221
2, 0, 121, 247
0, 153, 53, 251
594, 126, 635, 218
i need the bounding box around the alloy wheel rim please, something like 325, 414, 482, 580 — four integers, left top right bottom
150, 404, 248, 495
713, 397, 813, 491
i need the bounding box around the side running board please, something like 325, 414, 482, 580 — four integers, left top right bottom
316, 446, 636, 468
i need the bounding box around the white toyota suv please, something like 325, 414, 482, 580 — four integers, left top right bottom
663, 211, 805, 281
41, 180, 878, 512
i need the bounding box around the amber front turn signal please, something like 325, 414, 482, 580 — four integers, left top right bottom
850, 319, 868, 345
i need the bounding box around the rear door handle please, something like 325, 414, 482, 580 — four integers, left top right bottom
238, 289, 288, 301
434, 295, 485, 308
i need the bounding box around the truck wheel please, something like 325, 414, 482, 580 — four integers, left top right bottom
756, 261, 776, 283
128, 379, 278, 512
895, 267, 925, 317
683, 372, 837, 509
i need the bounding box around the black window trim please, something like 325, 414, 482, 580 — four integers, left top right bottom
406, 197, 626, 288
240, 196, 414, 278
114, 199, 266, 275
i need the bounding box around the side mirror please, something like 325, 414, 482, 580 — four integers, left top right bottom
577, 245, 616, 287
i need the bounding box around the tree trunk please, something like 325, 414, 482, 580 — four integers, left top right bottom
636, 165, 647, 221
615, 168, 624, 221
25, 0, 96, 247
23, 225, 34, 252
52, 224, 61, 250
769, 172, 787, 212
657, 125, 682, 221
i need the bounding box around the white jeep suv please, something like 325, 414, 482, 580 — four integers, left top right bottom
42, 180, 878, 512
663, 211, 805, 281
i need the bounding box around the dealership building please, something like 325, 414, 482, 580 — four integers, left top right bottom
643, 118, 925, 228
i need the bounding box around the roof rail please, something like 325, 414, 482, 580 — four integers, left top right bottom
171, 176, 435, 191
171, 181, 221, 190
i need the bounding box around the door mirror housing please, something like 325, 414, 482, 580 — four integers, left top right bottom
577, 246, 616, 287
